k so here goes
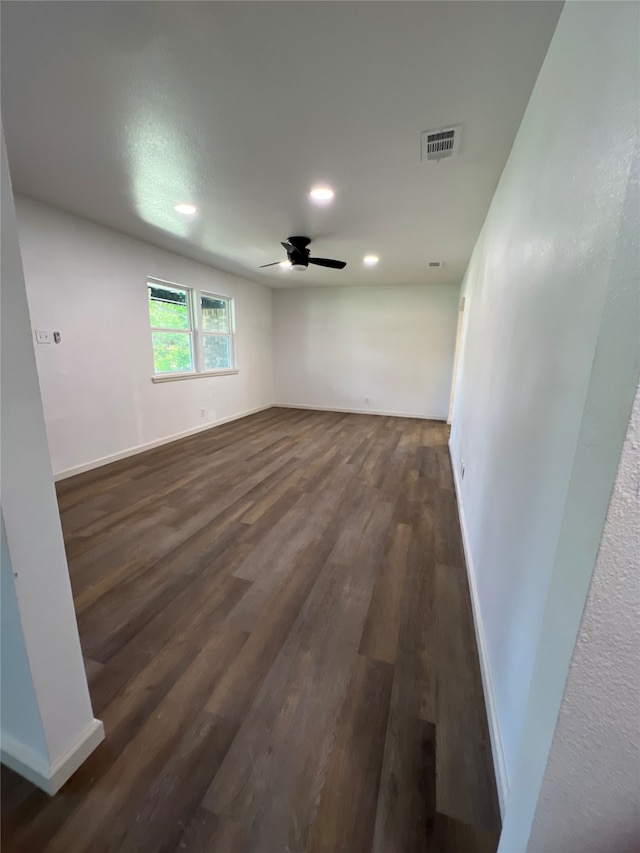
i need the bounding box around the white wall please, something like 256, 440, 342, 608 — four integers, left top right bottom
15, 196, 274, 477
528, 385, 640, 852
449, 0, 639, 834
1, 130, 103, 792
273, 284, 459, 419
1, 515, 49, 764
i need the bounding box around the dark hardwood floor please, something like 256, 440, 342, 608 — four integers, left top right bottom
1, 407, 500, 853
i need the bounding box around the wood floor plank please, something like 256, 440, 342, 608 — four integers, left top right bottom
206, 531, 343, 720
372, 718, 437, 853
433, 483, 465, 567
1, 407, 500, 853
232, 495, 320, 583
173, 808, 225, 852
175, 810, 247, 853
79, 519, 250, 662
435, 563, 501, 831
239, 464, 304, 526
67, 507, 180, 591
432, 812, 500, 853
117, 712, 237, 853
89, 567, 251, 713
228, 459, 368, 631
59, 494, 112, 535
0, 768, 36, 827
371, 517, 439, 853
359, 522, 412, 664
306, 655, 394, 853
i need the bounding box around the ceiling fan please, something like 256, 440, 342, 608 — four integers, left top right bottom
260, 236, 346, 272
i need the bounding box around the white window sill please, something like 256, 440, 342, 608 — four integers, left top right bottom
151, 369, 239, 383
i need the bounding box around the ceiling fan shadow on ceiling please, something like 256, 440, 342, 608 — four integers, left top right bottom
260, 236, 346, 272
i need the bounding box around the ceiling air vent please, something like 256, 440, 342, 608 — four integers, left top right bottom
428, 261, 443, 269
421, 125, 462, 164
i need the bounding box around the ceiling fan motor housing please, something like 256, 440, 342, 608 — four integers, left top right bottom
286, 236, 310, 270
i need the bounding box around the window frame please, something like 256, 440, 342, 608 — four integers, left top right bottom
197, 290, 236, 375
148, 279, 196, 378
148, 277, 238, 383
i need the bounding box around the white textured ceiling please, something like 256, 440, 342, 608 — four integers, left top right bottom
1, 1, 561, 288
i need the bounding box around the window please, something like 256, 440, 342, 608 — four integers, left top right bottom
201, 292, 233, 370
148, 279, 236, 379
148, 283, 194, 374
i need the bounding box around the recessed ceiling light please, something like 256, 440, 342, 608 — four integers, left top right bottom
309, 187, 335, 202
363, 255, 379, 266
174, 203, 198, 215
279, 260, 292, 269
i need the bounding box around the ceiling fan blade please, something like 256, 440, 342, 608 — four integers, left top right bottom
309, 257, 347, 270
259, 261, 283, 268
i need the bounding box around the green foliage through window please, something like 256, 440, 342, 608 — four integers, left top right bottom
151, 332, 194, 374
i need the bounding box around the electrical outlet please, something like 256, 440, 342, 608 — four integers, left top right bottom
364, 396, 370, 404
35, 329, 52, 344
200, 407, 206, 418
461, 460, 466, 480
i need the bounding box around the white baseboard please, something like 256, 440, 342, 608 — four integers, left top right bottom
449, 442, 510, 817
275, 402, 447, 421
1, 718, 104, 795
54, 404, 273, 481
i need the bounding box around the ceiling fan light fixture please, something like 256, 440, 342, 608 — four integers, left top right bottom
291, 263, 308, 271
174, 203, 198, 215
309, 186, 335, 203
279, 260, 292, 269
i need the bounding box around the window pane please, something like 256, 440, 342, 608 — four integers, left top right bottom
148, 285, 190, 330
201, 294, 229, 333
152, 332, 194, 373
203, 335, 231, 370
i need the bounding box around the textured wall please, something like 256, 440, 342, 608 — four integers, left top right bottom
528, 385, 640, 852
449, 1, 639, 813
273, 284, 459, 420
